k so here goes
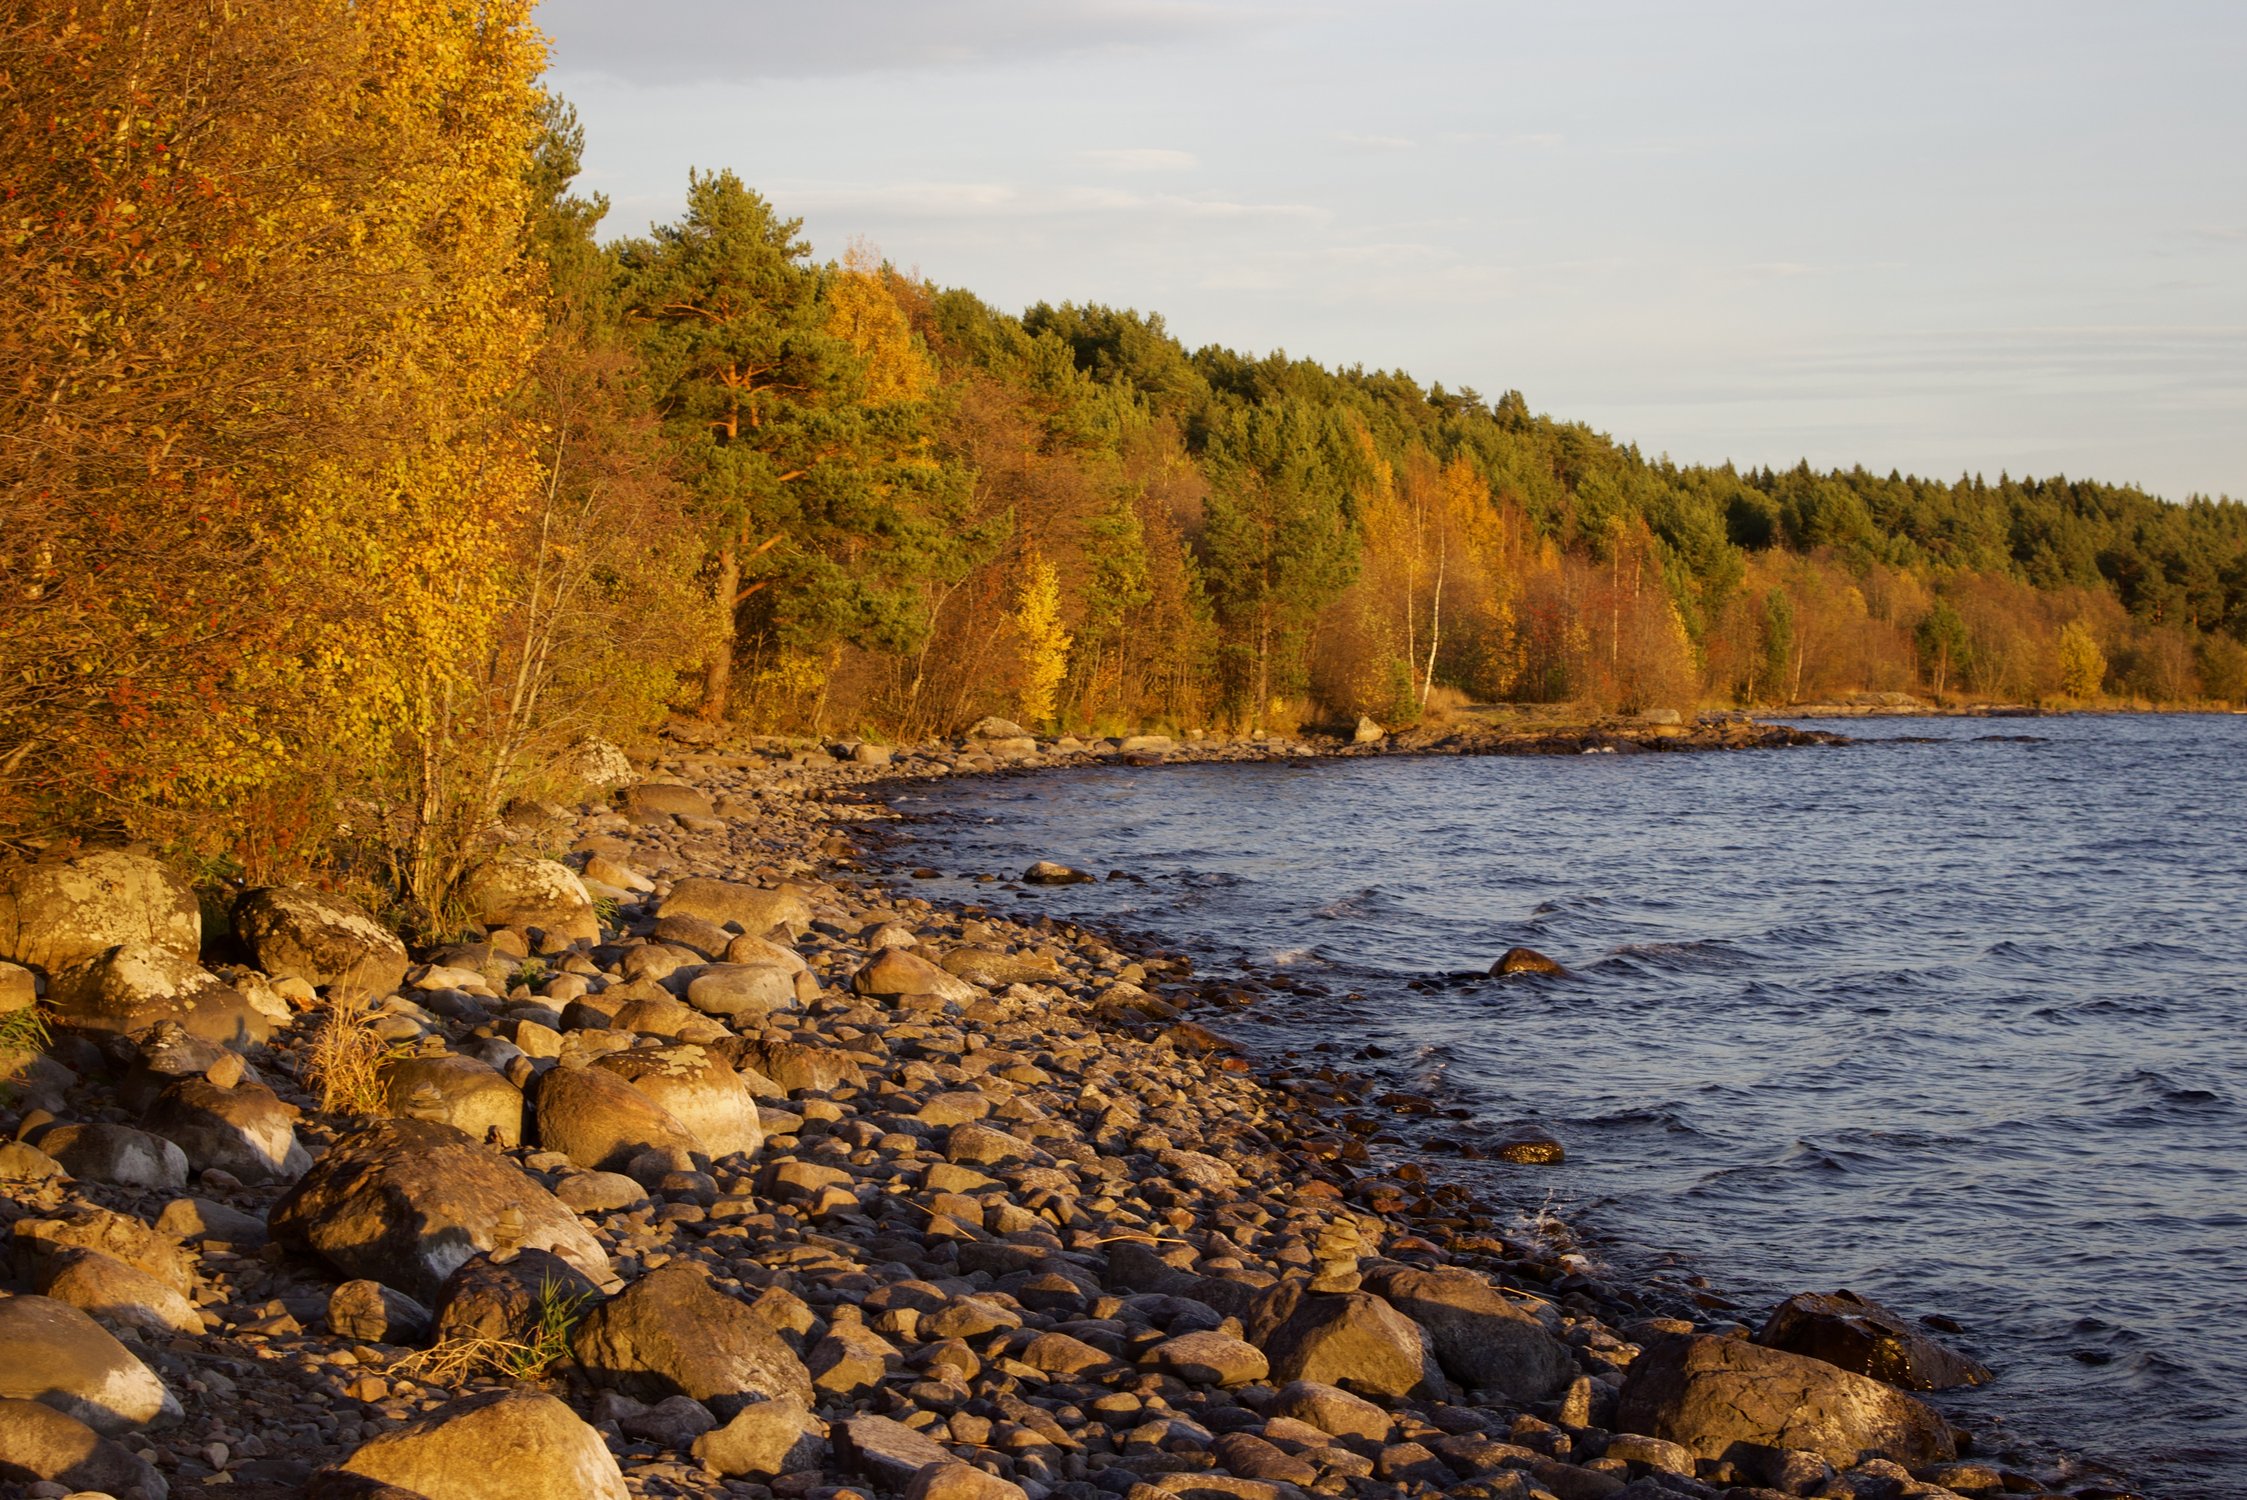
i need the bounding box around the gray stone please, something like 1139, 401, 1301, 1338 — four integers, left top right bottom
143, 1076, 309, 1183
34, 1247, 203, 1335
594, 1043, 763, 1162
457, 857, 599, 944
30, 1122, 187, 1189
0, 1293, 181, 1435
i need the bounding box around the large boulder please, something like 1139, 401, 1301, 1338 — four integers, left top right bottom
46, 943, 270, 1047
737, 1036, 863, 1094
656, 878, 812, 938
593, 1043, 763, 1162
1615, 1332, 1957, 1469
1361, 1262, 1576, 1401
571, 1262, 814, 1415
330, 1389, 628, 1500
456, 857, 599, 944
851, 948, 980, 1007
1755, 1290, 1993, 1390
0, 958, 36, 1011
834, 1413, 955, 1490
1259, 1291, 1449, 1400
0, 1396, 169, 1498
0, 850, 199, 975
142, 1076, 309, 1184
533, 1062, 704, 1174
381, 1053, 526, 1148
233, 886, 409, 997
683, 962, 800, 1022
0, 1293, 181, 1434
269, 1117, 613, 1303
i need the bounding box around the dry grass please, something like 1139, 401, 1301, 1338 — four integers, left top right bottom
303, 991, 397, 1116
389, 1276, 593, 1383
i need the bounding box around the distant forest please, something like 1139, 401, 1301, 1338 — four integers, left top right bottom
5, 2, 2243, 901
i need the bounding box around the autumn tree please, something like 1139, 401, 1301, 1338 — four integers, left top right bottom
2056, 619, 2107, 699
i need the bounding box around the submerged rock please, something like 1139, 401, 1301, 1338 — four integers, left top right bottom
1491, 946, 1566, 976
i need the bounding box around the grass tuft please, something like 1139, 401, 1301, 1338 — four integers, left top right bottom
304, 991, 398, 1116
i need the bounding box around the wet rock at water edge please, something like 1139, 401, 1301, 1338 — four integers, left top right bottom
1491, 946, 1566, 976
1022, 859, 1094, 884
1615, 1331, 1956, 1469
1494, 1129, 1566, 1164
1756, 1288, 1994, 1390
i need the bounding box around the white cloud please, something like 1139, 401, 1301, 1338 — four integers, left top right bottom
1080, 148, 1199, 172
1332, 131, 1416, 151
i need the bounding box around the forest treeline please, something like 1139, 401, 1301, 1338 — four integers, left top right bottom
6, 2, 2245, 919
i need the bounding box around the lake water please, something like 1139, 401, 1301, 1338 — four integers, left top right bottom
887, 715, 2247, 1496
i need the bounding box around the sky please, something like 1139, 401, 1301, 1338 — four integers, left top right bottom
538, 0, 2247, 502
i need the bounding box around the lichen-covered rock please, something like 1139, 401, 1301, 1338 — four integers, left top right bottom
0, 1396, 169, 1498
1614, 1332, 1957, 1469
46, 943, 270, 1048
735, 1036, 862, 1094
381, 1053, 525, 1148
233, 886, 409, 997
655, 877, 811, 938
331, 1389, 628, 1500
593, 1043, 763, 1161
533, 1061, 704, 1175
1360, 1262, 1576, 1401
456, 856, 599, 944
269, 1117, 613, 1303
570, 1262, 813, 1416
0, 850, 200, 975
0, 1293, 181, 1434
143, 1076, 309, 1183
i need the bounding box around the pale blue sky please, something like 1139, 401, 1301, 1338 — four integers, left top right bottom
540, 0, 2245, 501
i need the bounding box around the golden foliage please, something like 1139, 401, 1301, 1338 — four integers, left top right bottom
2058, 619, 2108, 699
1012, 552, 1073, 727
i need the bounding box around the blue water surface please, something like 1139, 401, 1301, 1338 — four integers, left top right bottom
889, 715, 2247, 1495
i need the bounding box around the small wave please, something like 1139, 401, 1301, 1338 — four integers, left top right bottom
1604, 938, 1755, 972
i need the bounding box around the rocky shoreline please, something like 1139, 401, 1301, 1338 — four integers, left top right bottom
0, 718, 2132, 1500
